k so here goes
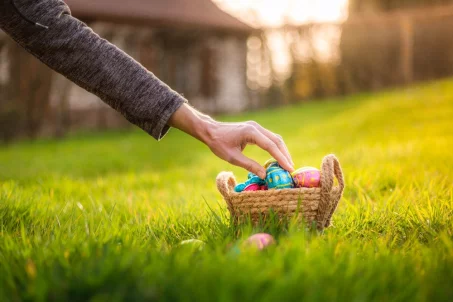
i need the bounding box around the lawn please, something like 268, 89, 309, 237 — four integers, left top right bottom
1, 79, 452, 301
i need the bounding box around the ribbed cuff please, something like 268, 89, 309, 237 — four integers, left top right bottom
149, 92, 188, 141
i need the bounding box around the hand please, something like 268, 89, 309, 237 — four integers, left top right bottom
201, 121, 294, 179
168, 104, 294, 179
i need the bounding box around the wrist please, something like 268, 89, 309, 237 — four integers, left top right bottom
168, 103, 219, 146
193, 115, 219, 147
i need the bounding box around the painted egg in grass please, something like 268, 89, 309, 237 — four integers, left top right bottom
266, 165, 294, 190
291, 167, 321, 188
244, 233, 275, 250
179, 239, 205, 251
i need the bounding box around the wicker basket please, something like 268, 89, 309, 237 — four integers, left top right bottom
216, 154, 345, 230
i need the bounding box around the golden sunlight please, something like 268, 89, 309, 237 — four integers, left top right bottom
213, 0, 350, 89
213, 0, 349, 27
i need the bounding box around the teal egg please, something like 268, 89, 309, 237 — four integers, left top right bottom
245, 173, 266, 186
266, 165, 294, 190
234, 183, 247, 193
235, 172, 266, 192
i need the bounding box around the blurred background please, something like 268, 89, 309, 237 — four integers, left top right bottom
1, 0, 453, 142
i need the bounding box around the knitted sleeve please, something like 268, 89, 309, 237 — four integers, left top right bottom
0, 0, 188, 140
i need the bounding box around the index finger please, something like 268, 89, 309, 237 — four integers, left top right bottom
246, 121, 294, 167
247, 130, 294, 173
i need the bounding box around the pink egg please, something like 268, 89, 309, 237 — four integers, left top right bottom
244, 233, 275, 250
243, 183, 261, 191
292, 167, 321, 188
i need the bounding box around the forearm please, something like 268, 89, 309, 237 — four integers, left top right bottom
0, 0, 187, 140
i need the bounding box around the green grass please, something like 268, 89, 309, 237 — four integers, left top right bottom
1, 79, 453, 302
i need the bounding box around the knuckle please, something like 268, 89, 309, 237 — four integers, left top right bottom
242, 124, 256, 135
245, 163, 255, 173
246, 120, 259, 127
264, 141, 276, 151
275, 136, 284, 146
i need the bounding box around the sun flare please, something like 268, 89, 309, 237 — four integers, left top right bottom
213, 0, 349, 27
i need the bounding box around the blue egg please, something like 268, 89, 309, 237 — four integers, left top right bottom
265, 165, 294, 190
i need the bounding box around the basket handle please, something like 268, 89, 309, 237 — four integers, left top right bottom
316, 154, 345, 229
216, 172, 237, 199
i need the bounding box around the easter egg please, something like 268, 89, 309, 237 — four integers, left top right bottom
244, 233, 275, 250
291, 167, 321, 188
264, 158, 279, 169
244, 183, 261, 191
236, 172, 266, 192
266, 165, 294, 190
247, 172, 259, 179
179, 239, 205, 251
248, 175, 266, 186
234, 183, 247, 193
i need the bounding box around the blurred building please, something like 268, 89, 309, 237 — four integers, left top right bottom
0, 0, 253, 140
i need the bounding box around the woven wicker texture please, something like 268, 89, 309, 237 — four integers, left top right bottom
216, 154, 345, 230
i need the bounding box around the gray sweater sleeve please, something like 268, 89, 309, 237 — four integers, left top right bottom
0, 0, 188, 140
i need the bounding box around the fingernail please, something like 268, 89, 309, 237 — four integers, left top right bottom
259, 171, 266, 179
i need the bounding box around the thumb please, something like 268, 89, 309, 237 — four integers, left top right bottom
230, 152, 266, 179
